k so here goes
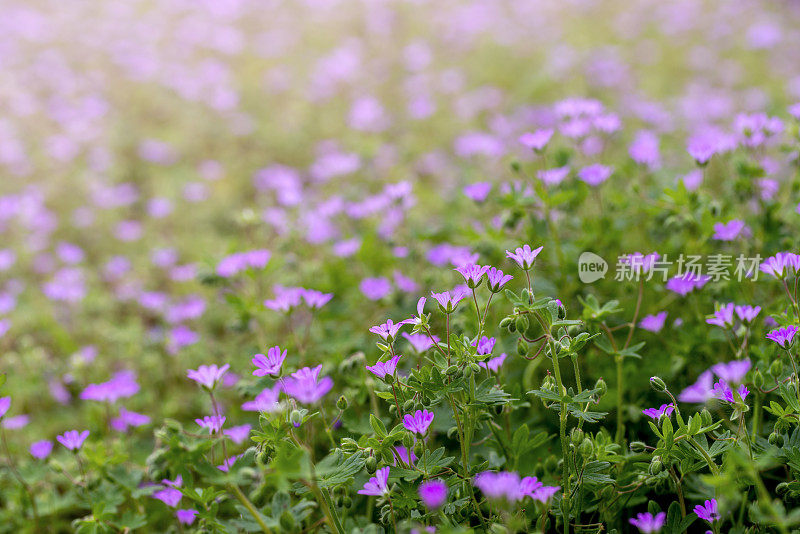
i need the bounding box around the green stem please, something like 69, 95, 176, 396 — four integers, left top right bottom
615, 355, 624, 444
228, 483, 273, 534
551, 347, 570, 534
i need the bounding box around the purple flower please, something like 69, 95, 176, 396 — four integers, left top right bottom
419, 479, 447, 508
629, 130, 660, 168
0, 397, 10, 419
711, 360, 751, 383
767, 325, 799, 349
195, 415, 226, 434
760, 253, 800, 279
402, 333, 436, 353
358, 466, 390, 496
430, 287, 469, 313
735, 305, 760, 323
264, 286, 304, 312
282, 365, 333, 404
216, 249, 271, 277
187, 364, 230, 389
360, 277, 392, 301
712, 220, 747, 241
642, 404, 674, 420
393, 446, 417, 466
252, 346, 286, 377
518, 476, 560, 503
706, 303, 735, 328
506, 244, 544, 270
474, 336, 496, 355
218, 454, 244, 472
463, 182, 492, 202
629, 511, 666, 533
486, 267, 513, 293
620, 252, 659, 275
713, 379, 748, 403
224, 424, 252, 445
518, 129, 553, 151
479, 354, 507, 373
57, 430, 89, 451
2, 415, 28, 430
473, 471, 522, 501
639, 312, 667, 333
455, 263, 490, 289
111, 408, 151, 432
30, 440, 53, 459
302, 289, 333, 309
369, 319, 411, 342
80, 370, 140, 403
153, 487, 181, 507
679, 371, 714, 403
665, 273, 710, 296
242, 386, 281, 413
403, 409, 434, 435
537, 166, 570, 186
176, 509, 199, 525
694, 499, 719, 523
366, 354, 402, 379
578, 164, 613, 186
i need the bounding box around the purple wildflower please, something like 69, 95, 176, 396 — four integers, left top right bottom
642, 404, 674, 420
463, 182, 492, 202
366, 354, 402, 379
360, 277, 392, 300
578, 164, 613, 186
767, 325, 799, 349
369, 319, 411, 342
0, 397, 10, 419
282, 365, 334, 404
302, 289, 333, 309
30, 440, 53, 459
711, 360, 751, 383
111, 408, 151, 432
403, 409, 434, 435
473, 471, 522, 501
486, 267, 513, 293
430, 287, 469, 313
153, 487, 182, 507
735, 305, 760, 323
760, 253, 800, 279
419, 479, 447, 508
241, 386, 281, 413
506, 244, 544, 270
358, 466, 390, 496
224, 424, 252, 445
479, 353, 507, 373
195, 415, 226, 434
694, 499, 719, 523
713, 379, 748, 403
665, 273, 710, 296
518, 129, 553, 151
176, 509, 199, 525
252, 346, 286, 377
537, 166, 570, 186
187, 364, 230, 389
402, 333, 436, 353
80, 370, 140, 403
679, 371, 714, 403
639, 312, 667, 333
56, 430, 89, 451
712, 220, 747, 241
706, 303, 735, 328
455, 263, 490, 289
629, 512, 666, 533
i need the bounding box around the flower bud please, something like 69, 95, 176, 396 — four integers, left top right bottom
629, 441, 646, 454
648, 456, 663, 475
649, 376, 667, 392
365, 456, 378, 474
341, 438, 358, 453
336, 395, 349, 411
446, 365, 459, 376
290, 410, 302, 427
770, 359, 784, 377
515, 314, 529, 333
499, 317, 513, 329
402, 433, 414, 449
776, 482, 790, 497
414, 440, 424, 457
570, 429, 585, 446
517, 338, 527, 356
447, 426, 458, 440
595, 377, 608, 397
753, 369, 764, 390
279, 510, 295, 531
579, 438, 593, 458
403, 399, 415, 412
769, 432, 784, 447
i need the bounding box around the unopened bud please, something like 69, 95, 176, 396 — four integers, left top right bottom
336, 395, 349, 411
649, 376, 667, 392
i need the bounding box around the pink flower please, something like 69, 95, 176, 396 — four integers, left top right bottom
187, 364, 230, 389
419, 479, 447, 508
366, 354, 402, 379
57, 430, 89, 451
252, 347, 286, 377
506, 244, 543, 270
358, 466, 390, 496
403, 409, 434, 435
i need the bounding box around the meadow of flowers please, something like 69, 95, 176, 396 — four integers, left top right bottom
3, 0, 800, 532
